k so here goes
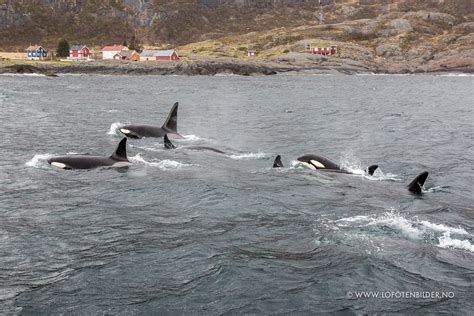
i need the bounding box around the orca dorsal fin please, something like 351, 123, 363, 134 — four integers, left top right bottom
162, 102, 178, 133
164, 134, 176, 149
407, 171, 429, 194
367, 165, 378, 176
110, 138, 128, 161
273, 155, 283, 168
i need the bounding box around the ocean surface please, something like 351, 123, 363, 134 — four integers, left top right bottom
1, 73, 473, 314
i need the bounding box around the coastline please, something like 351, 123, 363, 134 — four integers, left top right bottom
0, 56, 473, 76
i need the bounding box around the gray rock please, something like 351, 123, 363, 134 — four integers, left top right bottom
379, 19, 413, 37
375, 43, 402, 57
453, 22, 474, 33
403, 11, 456, 26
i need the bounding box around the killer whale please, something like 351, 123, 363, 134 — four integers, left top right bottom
120, 102, 183, 139
277, 154, 378, 176
47, 138, 130, 170
273, 155, 429, 194
407, 171, 429, 194
163, 134, 225, 154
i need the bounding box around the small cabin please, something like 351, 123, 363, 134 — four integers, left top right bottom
102, 45, 129, 60
139, 49, 179, 61
113, 50, 140, 61
69, 45, 91, 60
26, 46, 48, 60
247, 49, 257, 57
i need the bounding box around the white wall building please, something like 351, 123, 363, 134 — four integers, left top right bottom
102, 45, 129, 59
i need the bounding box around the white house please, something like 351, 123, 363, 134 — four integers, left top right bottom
102, 45, 129, 60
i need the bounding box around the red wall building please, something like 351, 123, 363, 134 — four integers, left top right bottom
69, 45, 91, 60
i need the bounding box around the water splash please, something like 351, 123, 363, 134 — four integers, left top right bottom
422, 186, 446, 193
25, 154, 53, 168
130, 144, 164, 152
181, 135, 201, 142
334, 211, 472, 252
228, 152, 270, 160
107, 122, 125, 136
366, 211, 423, 240
438, 233, 474, 252
128, 154, 195, 169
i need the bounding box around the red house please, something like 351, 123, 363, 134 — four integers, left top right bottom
139, 49, 179, 61
304, 45, 337, 55
69, 45, 91, 60
247, 49, 257, 57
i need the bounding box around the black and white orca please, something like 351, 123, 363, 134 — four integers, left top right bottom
120, 102, 182, 139
273, 155, 429, 194
163, 134, 225, 154
47, 138, 130, 170
274, 154, 378, 176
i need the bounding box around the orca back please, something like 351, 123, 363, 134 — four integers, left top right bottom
164, 134, 176, 149
162, 102, 178, 133
110, 138, 128, 161
273, 155, 284, 168
407, 171, 429, 194
297, 154, 340, 170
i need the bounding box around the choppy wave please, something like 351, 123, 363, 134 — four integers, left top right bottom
228, 152, 270, 160
25, 154, 53, 168
108, 122, 125, 136
334, 211, 472, 252
438, 233, 474, 252
129, 154, 195, 169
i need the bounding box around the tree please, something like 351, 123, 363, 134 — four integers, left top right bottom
122, 39, 128, 47
56, 39, 70, 58
128, 35, 143, 53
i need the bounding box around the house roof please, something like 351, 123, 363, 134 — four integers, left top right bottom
26, 45, 45, 51
140, 49, 178, 57
70, 45, 88, 51
102, 45, 128, 52
114, 50, 137, 57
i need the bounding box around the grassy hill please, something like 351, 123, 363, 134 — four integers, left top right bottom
0, 0, 472, 72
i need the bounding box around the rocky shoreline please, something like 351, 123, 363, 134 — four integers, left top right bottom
0, 56, 473, 76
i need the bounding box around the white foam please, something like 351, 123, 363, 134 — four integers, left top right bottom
420, 221, 468, 235
128, 154, 194, 169
25, 154, 53, 168
339, 153, 369, 176
338, 153, 400, 180
422, 186, 444, 193
131, 144, 163, 152
363, 169, 400, 181
107, 122, 125, 136
336, 215, 371, 225
0, 73, 45, 77
228, 152, 269, 160
334, 212, 472, 249
436, 73, 474, 77
438, 233, 474, 252
182, 134, 201, 142
289, 160, 308, 169
367, 211, 422, 240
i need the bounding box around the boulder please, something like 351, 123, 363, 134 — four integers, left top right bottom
375, 43, 402, 57
379, 18, 413, 37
